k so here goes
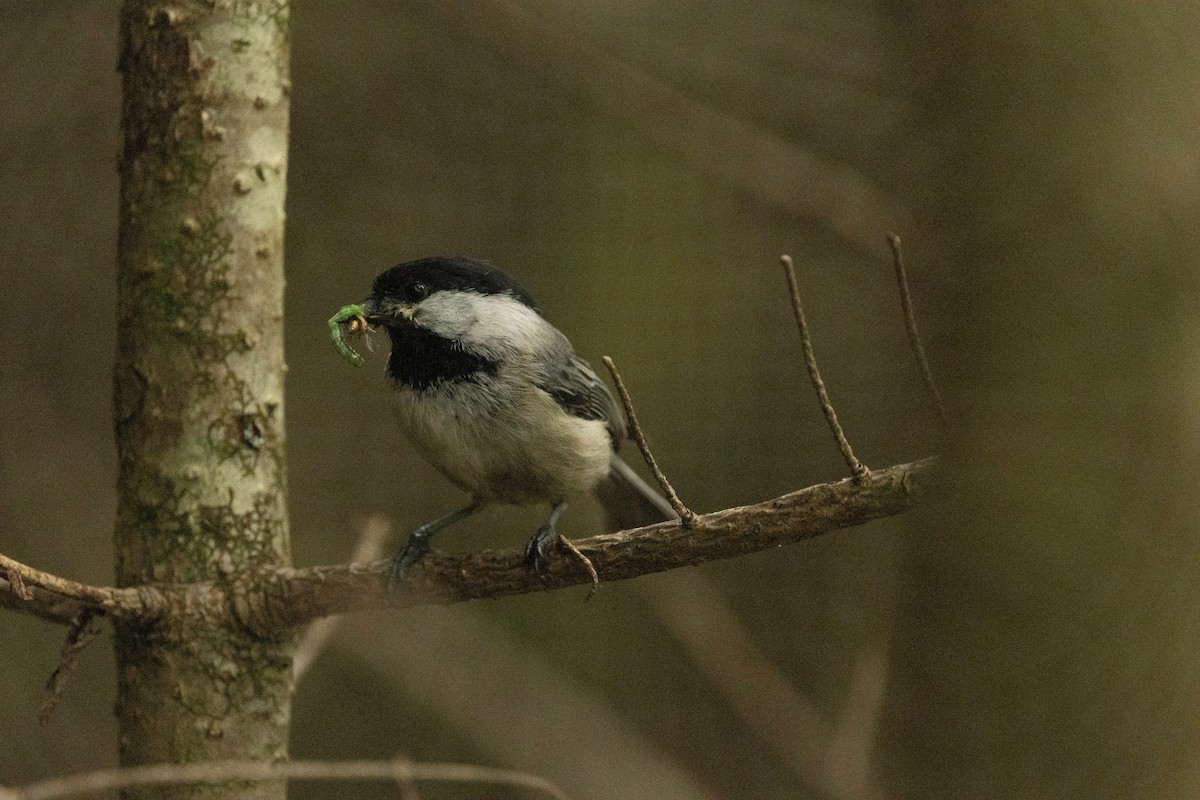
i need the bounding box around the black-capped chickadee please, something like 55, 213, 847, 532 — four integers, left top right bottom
335, 256, 674, 584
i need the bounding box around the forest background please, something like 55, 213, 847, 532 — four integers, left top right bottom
3, 4, 1200, 799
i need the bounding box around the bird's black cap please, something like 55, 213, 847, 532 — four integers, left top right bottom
371, 256, 538, 310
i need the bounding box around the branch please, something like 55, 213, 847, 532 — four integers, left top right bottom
431, 0, 903, 257
1, 459, 937, 632
293, 515, 392, 682
242, 457, 937, 629
0, 581, 88, 626
825, 645, 890, 800
0, 553, 163, 625
339, 611, 720, 800
638, 570, 834, 790
39, 609, 104, 725
2, 758, 568, 800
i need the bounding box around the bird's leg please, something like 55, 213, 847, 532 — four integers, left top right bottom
524, 500, 568, 577
389, 500, 483, 588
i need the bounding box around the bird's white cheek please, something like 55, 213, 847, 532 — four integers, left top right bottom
414, 292, 549, 357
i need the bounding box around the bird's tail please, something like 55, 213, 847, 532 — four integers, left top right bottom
594, 455, 678, 531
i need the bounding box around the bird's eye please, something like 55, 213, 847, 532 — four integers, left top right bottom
409, 281, 428, 300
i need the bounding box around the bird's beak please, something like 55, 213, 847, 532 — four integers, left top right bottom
359, 295, 387, 325
360, 295, 414, 325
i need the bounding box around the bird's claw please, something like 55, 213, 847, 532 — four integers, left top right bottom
329, 303, 370, 367
387, 536, 430, 590
524, 524, 559, 578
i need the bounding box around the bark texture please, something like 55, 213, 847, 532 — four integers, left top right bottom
113, 2, 292, 798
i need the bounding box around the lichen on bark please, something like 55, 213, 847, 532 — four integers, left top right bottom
113, 1, 293, 798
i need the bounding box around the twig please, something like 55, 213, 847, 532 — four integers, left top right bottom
39, 609, 103, 725
886, 233, 949, 425
0, 554, 110, 605
0, 583, 90, 627
4, 757, 569, 800
601, 355, 698, 527
556, 535, 600, 600
6, 568, 31, 600
293, 515, 392, 682
0, 552, 160, 623
780, 255, 869, 479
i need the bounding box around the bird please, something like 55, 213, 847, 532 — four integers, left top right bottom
330, 255, 675, 585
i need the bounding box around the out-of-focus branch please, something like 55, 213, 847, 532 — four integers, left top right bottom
639, 570, 833, 789
886, 233, 949, 425
1, 757, 568, 800
340, 611, 721, 800
293, 515, 392, 682
431, 0, 902, 257
825, 646, 890, 800
642, 572, 891, 800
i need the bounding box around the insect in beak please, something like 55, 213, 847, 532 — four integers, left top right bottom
328, 303, 376, 367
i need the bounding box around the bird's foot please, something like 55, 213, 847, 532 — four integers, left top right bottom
523, 524, 560, 578
386, 502, 484, 590
387, 533, 431, 590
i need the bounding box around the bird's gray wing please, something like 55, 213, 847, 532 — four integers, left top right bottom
536, 352, 627, 448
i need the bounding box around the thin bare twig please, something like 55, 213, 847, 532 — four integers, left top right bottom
0, 552, 160, 624
5, 757, 570, 800
780, 255, 869, 479
556, 534, 600, 600
0, 583, 88, 626
6, 568, 31, 600
39, 609, 103, 725
886, 233, 949, 425
293, 515, 392, 682
601, 355, 698, 526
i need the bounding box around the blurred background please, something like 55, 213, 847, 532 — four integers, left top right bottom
4, 2, 1200, 799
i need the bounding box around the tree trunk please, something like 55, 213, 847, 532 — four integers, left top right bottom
112, 2, 292, 798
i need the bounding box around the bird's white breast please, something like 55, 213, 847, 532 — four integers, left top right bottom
391, 374, 613, 506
